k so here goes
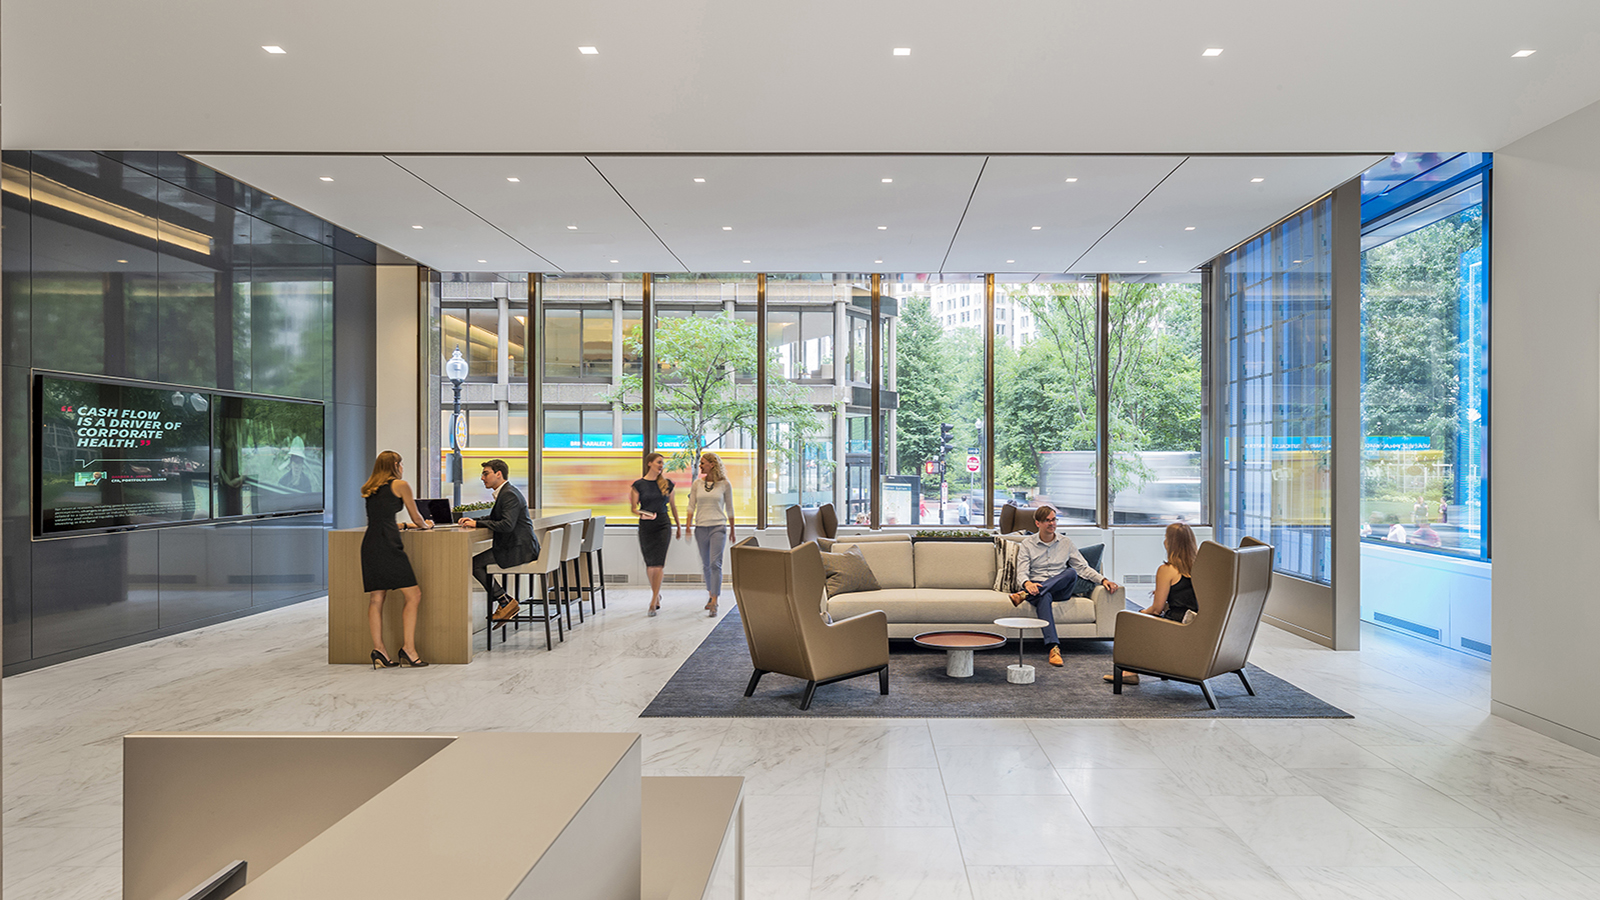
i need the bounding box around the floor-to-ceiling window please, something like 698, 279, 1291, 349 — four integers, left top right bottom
1218, 199, 1336, 583
1360, 159, 1489, 560
993, 278, 1101, 526
1108, 276, 1204, 526
436, 273, 529, 502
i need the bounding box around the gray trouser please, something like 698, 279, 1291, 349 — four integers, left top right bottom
695, 525, 727, 595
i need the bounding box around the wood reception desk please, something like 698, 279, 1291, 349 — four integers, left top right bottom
327, 509, 590, 664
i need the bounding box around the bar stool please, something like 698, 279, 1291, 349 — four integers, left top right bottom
486, 525, 565, 652
557, 521, 586, 628
579, 516, 608, 613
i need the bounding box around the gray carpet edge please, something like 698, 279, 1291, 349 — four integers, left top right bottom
640, 608, 1352, 720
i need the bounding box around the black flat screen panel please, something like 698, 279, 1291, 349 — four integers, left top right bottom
213, 394, 325, 517
35, 374, 212, 535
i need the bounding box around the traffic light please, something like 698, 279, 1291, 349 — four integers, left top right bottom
939, 423, 955, 455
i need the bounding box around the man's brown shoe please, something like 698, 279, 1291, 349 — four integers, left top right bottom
1009, 590, 1028, 606
491, 598, 520, 622
1103, 672, 1140, 684
1047, 646, 1064, 667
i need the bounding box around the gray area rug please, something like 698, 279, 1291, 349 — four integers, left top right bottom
642, 609, 1350, 719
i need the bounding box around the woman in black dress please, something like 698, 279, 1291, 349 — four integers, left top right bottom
361, 451, 433, 668
1107, 521, 1199, 684
630, 451, 681, 616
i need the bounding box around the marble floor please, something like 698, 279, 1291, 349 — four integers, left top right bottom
5, 586, 1600, 900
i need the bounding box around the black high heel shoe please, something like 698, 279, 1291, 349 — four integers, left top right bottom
371, 650, 398, 669
397, 648, 429, 668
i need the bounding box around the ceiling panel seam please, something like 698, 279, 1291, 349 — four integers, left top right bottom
939, 156, 990, 274
382, 155, 562, 272
1065, 157, 1189, 273
584, 157, 689, 273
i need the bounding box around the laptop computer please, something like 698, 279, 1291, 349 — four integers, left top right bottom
419, 498, 453, 525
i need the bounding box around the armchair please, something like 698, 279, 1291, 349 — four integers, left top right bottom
998, 502, 1040, 534
785, 503, 838, 548
1109, 537, 1274, 709
729, 537, 889, 710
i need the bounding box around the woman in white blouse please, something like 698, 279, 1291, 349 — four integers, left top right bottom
685, 451, 736, 617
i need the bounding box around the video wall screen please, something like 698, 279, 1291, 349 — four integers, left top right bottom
33, 372, 324, 537
213, 395, 326, 517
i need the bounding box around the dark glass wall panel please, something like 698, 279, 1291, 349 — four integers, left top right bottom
158, 523, 252, 627
332, 401, 375, 530
3, 366, 31, 662
2, 150, 32, 367
249, 221, 328, 400
251, 514, 326, 607
31, 530, 159, 658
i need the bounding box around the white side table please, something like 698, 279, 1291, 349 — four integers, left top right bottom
993, 616, 1049, 684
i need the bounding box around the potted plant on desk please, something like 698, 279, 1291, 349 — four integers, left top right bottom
450, 500, 492, 524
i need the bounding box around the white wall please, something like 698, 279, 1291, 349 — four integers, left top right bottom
375, 266, 420, 469
1361, 543, 1491, 660
1491, 97, 1600, 755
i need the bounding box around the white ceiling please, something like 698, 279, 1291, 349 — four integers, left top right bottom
190, 153, 1383, 273
12, 0, 1570, 273
5, 1, 1599, 155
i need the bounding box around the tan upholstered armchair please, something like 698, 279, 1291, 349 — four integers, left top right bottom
1110, 537, 1274, 709
998, 502, 1040, 534
729, 537, 889, 710
785, 503, 838, 548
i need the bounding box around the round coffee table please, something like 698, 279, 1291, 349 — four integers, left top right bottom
912, 630, 1006, 678
993, 616, 1050, 684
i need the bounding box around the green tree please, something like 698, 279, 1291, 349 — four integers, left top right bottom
609, 313, 820, 471
892, 296, 949, 474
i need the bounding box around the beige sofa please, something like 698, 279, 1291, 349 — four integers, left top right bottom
823, 534, 1125, 640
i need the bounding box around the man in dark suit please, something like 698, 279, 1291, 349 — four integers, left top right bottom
458, 459, 539, 622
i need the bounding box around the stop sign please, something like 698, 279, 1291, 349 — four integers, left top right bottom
966, 454, 980, 473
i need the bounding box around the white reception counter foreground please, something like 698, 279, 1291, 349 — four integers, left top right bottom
124, 732, 742, 900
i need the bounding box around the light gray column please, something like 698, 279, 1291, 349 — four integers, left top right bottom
1329, 178, 1364, 650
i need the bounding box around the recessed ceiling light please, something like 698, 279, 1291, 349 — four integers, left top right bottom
1202, 48, 1223, 57
1031, 226, 1042, 230
1006, 260, 1015, 264
878, 225, 888, 230
262, 45, 286, 54
742, 260, 752, 264
882, 178, 893, 183
1064, 177, 1078, 183
1512, 49, 1536, 58
117, 259, 129, 264
693, 177, 706, 183
723, 226, 733, 231
1185, 226, 1196, 231
567, 225, 578, 230
478, 259, 487, 263
1138, 259, 1148, 264
611, 259, 620, 264
578, 46, 598, 55
875, 259, 883, 264
1293, 259, 1303, 264
412, 225, 423, 229
893, 47, 911, 56
319, 176, 333, 182
507, 177, 520, 182
1250, 177, 1265, 183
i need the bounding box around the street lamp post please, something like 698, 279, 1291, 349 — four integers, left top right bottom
445, 346, 469, 506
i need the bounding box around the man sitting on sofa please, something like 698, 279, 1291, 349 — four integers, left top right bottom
1010, 505, 1120, 667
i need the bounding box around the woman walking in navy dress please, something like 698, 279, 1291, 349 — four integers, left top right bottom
361, 450, 433, 668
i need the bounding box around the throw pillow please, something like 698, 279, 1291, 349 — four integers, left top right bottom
992, 537, 1021, 592
819, 545, 880, 596
1069, 543, 1105, 598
